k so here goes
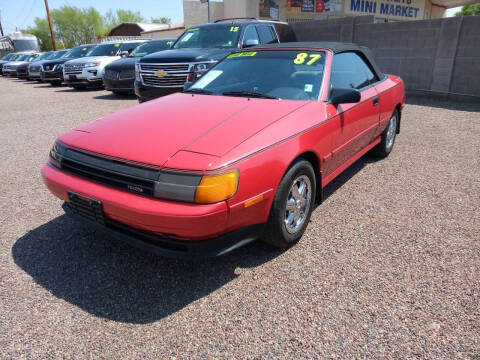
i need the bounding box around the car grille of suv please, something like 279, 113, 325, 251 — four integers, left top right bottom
60, 148, 158, 197
104, 69, 118, 80
142, 74, 188, 88
64, 63, 85, 74
140, 63, 189, 72
17, 68, 27, 74
120, 69, 135, 79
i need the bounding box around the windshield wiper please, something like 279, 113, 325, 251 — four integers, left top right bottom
222, 90, 278, 99
183, 88, 215, 95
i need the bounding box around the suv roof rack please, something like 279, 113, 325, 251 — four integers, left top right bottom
214, 17, 257, 23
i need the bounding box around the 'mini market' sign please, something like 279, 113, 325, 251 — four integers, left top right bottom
344, 0, 425, 20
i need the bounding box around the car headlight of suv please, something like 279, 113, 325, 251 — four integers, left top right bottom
49, 141, 67, 168
190, 61, 217, 81
53, 63, 63, 71
135, 63, 141, 81
153, 169, 238, 203
84, 62, 100, 68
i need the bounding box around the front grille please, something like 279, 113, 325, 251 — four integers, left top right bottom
17, 68, 27, 74
142, 74, 187, 88
64, 63, 85, 74
104, 69, 118, 80
60, 148, 159, 197
119, 69, 134, 79
43, 72, 59, 78
140, 63, 189, 72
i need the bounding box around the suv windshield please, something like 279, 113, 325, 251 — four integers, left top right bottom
63, 46, 92, 59
86, 43, 121, 57
188, 50, 326, 101
130, 40, 173, 57
16, 54, 32, 61
174, 25, 240, 49
35, 52, 53, 61
48, 50, 68, 60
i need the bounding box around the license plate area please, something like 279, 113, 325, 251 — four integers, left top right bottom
69, 75, 77, 81
67, 191, 105, 224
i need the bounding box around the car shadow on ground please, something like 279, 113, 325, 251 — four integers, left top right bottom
93, 93, 136, 101
12, 214, 284, 324
54, 87, 103, 93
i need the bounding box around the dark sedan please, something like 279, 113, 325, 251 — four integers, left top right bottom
102, 38, 176, 95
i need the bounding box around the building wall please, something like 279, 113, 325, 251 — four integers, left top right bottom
141, 28, 186, 39
291, 15, 480, 99
183, 0, 225, 28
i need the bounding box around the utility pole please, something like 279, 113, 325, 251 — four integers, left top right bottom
44, 0, 57, 50
0, 10, 4, 36
200, 0, 210, 23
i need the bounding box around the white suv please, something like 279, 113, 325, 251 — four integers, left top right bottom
63, 40, 145, 89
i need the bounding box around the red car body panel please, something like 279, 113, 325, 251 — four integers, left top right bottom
42, 45, 405, 249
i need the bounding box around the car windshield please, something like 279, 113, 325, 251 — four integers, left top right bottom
35, 52, 53, 61
49, 50, 68, 60
26, 54, 38, 62
2, 53, 15, 60
63, 46, 92, 59
174, 25, 240, 49
16, 54, 31, 61
86, 43, 121, 57
130, 40, 174, 57
188, 50, 326, 101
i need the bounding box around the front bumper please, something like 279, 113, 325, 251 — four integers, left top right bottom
41, 70, 63, 82
3, 69, 17, 76
42, 163, 263, 259
103, 78, 134, 92
29, 71, 42, 79
134, 80, 181, 101
63, 202, 263, 259
16, 68, 29, 78
64, 67, 103, 87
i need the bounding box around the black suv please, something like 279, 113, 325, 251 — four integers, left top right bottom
40, 44, 95, 85
135, 18, 296, 102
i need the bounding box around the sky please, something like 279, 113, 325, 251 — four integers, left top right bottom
0, 0, 461, 35
0, 0, 185, 34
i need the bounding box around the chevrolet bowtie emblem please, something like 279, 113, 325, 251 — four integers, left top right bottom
155, 70, 167, 77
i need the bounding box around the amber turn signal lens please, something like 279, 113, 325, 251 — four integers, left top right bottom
195, 170, 239, 203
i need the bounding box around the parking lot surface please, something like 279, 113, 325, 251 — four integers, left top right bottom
1, 77, 479, 359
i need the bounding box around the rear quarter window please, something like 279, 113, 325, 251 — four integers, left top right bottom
274, 24, 297, 42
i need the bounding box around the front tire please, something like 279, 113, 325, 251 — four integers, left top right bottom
371, 109, 398, 158
262, 159, 316, 248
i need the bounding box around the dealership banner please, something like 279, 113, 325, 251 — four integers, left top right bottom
344, 0, 425, 19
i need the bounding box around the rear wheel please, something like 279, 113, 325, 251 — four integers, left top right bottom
371, 109, 398, 158
262, 159, 316, 248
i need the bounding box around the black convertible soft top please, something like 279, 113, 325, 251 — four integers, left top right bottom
253, 41, 385, 80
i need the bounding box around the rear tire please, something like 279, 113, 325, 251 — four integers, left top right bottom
371, 109, 398, 158
262, 159, 316, 248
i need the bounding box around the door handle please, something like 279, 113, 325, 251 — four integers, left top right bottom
373, 96, 379, 106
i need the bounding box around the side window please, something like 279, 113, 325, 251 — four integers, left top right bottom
242, 26, 260, 46
353, 54, 378, 84
274, 24, 297, 42
330, 52, 370, 90
256, 25, 277, 44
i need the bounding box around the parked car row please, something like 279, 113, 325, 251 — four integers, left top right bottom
2, 19, 297, 103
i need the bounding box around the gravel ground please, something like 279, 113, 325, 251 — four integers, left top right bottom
0, 77, 479, 359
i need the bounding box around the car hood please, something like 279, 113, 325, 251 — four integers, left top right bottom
140, 48, 233, 64
67, 56, 119, 64
4, 61, 23, 67
60, 93, 309, 169
105, 57, 138, 71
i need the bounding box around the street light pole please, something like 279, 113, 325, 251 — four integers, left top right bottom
200, 0, 210, 23
44, 0, 57, 50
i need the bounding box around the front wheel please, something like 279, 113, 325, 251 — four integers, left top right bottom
262, 159, 316, 248
371, 109, 398, 158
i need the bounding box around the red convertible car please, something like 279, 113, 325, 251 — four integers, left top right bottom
42, 42, 404, 259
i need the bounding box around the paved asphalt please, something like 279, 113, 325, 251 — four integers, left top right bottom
0, 77, 479, 359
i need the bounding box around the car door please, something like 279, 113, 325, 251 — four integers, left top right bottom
327, 52, 380, 171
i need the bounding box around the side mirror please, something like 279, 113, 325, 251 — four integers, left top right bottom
183, 81, 193, 91
242, 39, 259, 48
330, 88, 361, 105
120, 51, 129, 58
